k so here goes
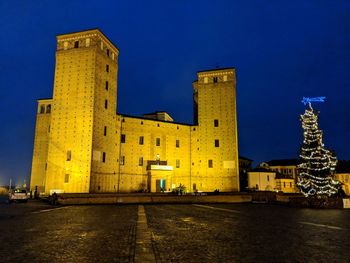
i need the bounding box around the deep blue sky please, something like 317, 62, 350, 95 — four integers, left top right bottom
1, 1, 350, 186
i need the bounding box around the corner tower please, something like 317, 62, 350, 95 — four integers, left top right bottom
44, 29, 119, 194
192, 68, 239, 191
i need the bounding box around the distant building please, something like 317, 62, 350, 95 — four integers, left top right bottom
266, 159, 299, 182
30, 29, 240, 195
238, 156, 253, 191
335, 160, 350, 196
247, 162, 296, 193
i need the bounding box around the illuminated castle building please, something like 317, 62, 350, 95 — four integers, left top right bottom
30, 29, 239, 194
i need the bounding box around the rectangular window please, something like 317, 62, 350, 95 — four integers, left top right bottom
106, 64, 109, 72
213, 76, 218, 83
214, 119, 219, 127
284, 182, 286, 187
176, 139, 180, 148
74, 41, 79, 48
267, 175, 270, 181
139, 136, 144, 145
139, 157, 143, 166
120, 156, 125, 165
40, 105, 45, 114
105, 81, 109, 90
102, 152, 106, 163
176, 159, 180, 168
106, 49, 110, 56
215, 139, 219, 147
156, 138, 160, 146
64, 174, 69, 183
121, 134, 126, 143
66, 150, 71, 161
290, 182, 292, 187
208, 159, 213, 168
104, 126, 107, 136
105, 100, 108, 109
46, 105, 51, 113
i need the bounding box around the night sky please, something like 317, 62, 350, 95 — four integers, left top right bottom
1, 1, 350, 186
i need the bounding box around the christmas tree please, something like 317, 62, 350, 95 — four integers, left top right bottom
297, 97, 339, 197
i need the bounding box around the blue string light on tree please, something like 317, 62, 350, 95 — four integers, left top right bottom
297, 97, 340, 197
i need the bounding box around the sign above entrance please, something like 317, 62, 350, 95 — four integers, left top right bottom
150, 165, 174, 171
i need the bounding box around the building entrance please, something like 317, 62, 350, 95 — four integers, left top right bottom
156, 179, 166, 192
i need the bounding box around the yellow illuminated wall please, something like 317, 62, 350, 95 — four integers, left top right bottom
30, 99, 52, 193
30, 29, 240, 194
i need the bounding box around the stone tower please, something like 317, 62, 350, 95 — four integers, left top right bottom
44, 29, 119, 194
192, 68, 239, 191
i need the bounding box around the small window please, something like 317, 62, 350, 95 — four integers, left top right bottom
214, 119, 219, 127
46, 104, 51, 113
176, 140, 180, 148
284, 182, 286, 188
267, 175, 270, 181
141, 121, 143, 125
290, 182, 292, 187
85, 38, 90, 47
40, 105, 45, 114
66, 150, 71, 161
213, 77, 218, 83
215, 139, 219, 147
106, 64, 109, 72
102, 152, 106, 163
157, 123, 160, 127
105, 81, 109, 91
121, 134, 126, 143
105, 100, 108, 109
74, 41, 79, 48
106, 49, 110, 56
64, 174, 69, 183
156, 138, 160, 146
223, 75, 228, 81
204, 77, 208, 83
120, 156, 125, 165
104, 126, 107, 136
176, 159, 180, 168
208, 160, 213, 168
139, 157, 143, 166
139, 136, 144, 145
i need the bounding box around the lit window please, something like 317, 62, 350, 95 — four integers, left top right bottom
208, 160, 213, 168
223, 75, 228, 81
139, 136, 144, 145
156, 138, 160, 146
215, 139, 219, 147
176, 159, 180, 168
121, 134, 126, 143
66, 150, 71, 161
85, 38, 90, 47
176, 140, 180, 148
139, 157, 143, 166
64, 174, 69, 183
204, 77, 208, 83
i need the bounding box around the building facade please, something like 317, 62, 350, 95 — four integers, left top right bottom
30, 29, 239, 195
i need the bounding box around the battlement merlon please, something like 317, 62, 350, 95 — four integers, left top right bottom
56, 28, 119, 55
195, 68, 236, 84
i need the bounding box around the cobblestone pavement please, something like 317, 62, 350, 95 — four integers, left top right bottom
0, 201, 138, 263
1, 201, 350, 262
145, 204, 350, 263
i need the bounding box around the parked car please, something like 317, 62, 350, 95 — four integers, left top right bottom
8, 189, 29, 203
